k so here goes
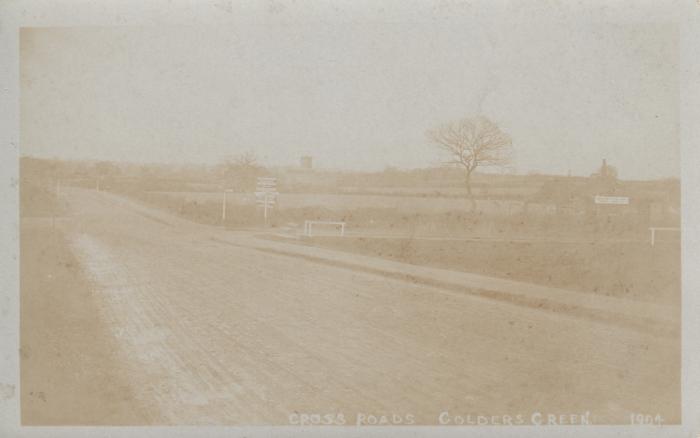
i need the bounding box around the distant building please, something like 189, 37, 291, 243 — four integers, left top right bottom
590, 158, 617, 180
300, 156, 313, 169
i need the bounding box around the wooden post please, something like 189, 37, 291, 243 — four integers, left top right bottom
222, 190, 227, 224
263, 192, 269, 226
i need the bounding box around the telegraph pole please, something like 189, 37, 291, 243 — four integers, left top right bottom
222, 189, 232, 225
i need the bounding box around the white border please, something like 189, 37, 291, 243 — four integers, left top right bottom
1, 1, 698, 437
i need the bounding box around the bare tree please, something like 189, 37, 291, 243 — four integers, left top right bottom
221, 152, 263, 192
233, 151, 258, 168
427, 116, 512, 210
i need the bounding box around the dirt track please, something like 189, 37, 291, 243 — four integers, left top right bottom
22, 188, 680, 425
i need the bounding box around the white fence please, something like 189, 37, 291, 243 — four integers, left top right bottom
303, 220, 346, 237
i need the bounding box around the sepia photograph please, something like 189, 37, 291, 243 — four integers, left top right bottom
1, 0, 699, 436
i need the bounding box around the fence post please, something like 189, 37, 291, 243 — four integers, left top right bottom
221, 190, 227, 224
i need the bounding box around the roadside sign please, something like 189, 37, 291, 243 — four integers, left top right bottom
256, 178, 277, 190
255, 177, 278, 224
594, 195, 629, 205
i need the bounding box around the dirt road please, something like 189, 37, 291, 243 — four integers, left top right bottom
25, 187, 679, 425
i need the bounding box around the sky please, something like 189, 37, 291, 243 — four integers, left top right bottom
19, 7, 679, 180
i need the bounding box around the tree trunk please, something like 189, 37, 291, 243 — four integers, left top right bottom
465, 171, 476, 213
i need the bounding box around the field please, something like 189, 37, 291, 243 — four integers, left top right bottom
118, 189, 651, 241
19, 180, 63, 217
147, 190, 549, 215
338, 185, 541, 198
64, 173, 681, 308
280, 236, 681, 304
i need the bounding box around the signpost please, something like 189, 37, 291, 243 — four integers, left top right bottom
594, 195, 629, 205
255, 177, 278, 225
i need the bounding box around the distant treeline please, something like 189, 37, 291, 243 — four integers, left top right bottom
20, 156, 680, 204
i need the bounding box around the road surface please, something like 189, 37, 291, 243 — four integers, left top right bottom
47, 188, 679, 425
